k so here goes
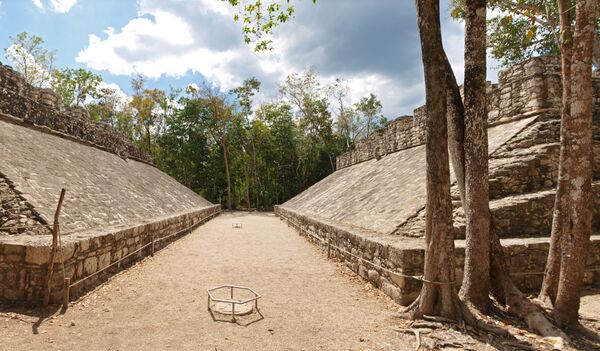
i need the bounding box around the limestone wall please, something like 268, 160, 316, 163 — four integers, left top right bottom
275, 206, 600, 304
287, 117, 535, 235
0, 205, 220, 304
486, 56, 562, 125
0, 62, 152, 164
336, 56, 600, 170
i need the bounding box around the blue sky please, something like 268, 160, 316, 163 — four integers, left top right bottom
0, 0, 501, 117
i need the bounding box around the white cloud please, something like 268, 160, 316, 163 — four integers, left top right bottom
97, 81, 131, 107
76, 0, 496, 118
31, 0, 43, 10
31, 0, 77, 13
76, 0, 261, 90
50, 0, 77, 13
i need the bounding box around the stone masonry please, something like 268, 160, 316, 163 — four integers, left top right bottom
0, 66, 221, 305
276, 56, 600, 305
0, 206, 219, 304
0, 172, 50, 236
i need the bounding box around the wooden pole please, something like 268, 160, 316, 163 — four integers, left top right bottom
327, 239, 331, 259
43, 188, 66, 307
151, 236, 155, 257
62, 277, 70, 312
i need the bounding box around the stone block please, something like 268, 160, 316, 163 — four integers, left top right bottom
380, 280, 402, 305
367, 269, 380, 287
60, 243, 76, 261
83, 257, 97, 275
358, 264, 368, 280
76, 262, 83, 276
25, 245, 51, 265
6, 254, 23, 263
3, 244, 25, 255
389, 272, 407, 288
98, 252, 111, 270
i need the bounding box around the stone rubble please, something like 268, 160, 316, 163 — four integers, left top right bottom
0, 62, 152, 164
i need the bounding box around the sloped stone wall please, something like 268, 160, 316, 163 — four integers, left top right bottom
280, 56, 600, 306
0, 62, 152, 163
0, 67, 221, 304
0, 119, 214, 233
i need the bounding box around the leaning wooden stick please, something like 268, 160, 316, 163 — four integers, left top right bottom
43, 188, 66, 307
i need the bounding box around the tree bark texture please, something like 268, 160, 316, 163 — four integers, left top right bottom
440, 2, 566, 337
444, 54, 466, 207
540, 0, 573, 306
459, 0, 491, 311
551, 0, 597, 327
222, 138, 233, 210
413, 0, 460, 320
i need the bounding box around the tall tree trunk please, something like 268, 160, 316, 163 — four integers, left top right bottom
244, 161, 251, 208
222, 138, 232, 211
408, 0, 460, 320
250, 138, 262, 209
551, 0, 597, 327
146, 126, 152, 154
459, 0, 491, 311
540, 0, 573, 306
441, 4, 567, 340
445, 55, 466, 206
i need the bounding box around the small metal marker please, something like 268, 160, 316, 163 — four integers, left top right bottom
207, 285, 261, 323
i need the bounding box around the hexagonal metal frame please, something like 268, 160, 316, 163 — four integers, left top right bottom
207, 285, 261, 322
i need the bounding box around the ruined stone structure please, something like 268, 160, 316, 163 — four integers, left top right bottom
0, 65, 220, 305
0, 62, 152, 164
276, 56, 600, 305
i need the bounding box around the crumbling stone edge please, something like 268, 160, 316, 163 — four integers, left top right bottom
0, 62, 153, 164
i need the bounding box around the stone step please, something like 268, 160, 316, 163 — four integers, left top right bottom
453, 181, 600, 239
454, 235, 600, 292
488, 143, 559, 199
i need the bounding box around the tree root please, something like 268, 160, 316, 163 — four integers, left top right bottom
422, 314, 458, 324
490, 230, 569, 349
460, 302, 512, 338
412, 328, 422, 350
393, 327, 431, 351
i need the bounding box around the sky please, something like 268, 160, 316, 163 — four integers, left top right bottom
0, 0, 502, 118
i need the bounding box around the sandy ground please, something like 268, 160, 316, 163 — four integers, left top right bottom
2, 212, 599, 351
0, 212, 417, 351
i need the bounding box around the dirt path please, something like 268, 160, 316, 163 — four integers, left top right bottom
0, 212, 416, 351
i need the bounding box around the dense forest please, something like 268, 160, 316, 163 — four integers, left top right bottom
3, 32, 388, 210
